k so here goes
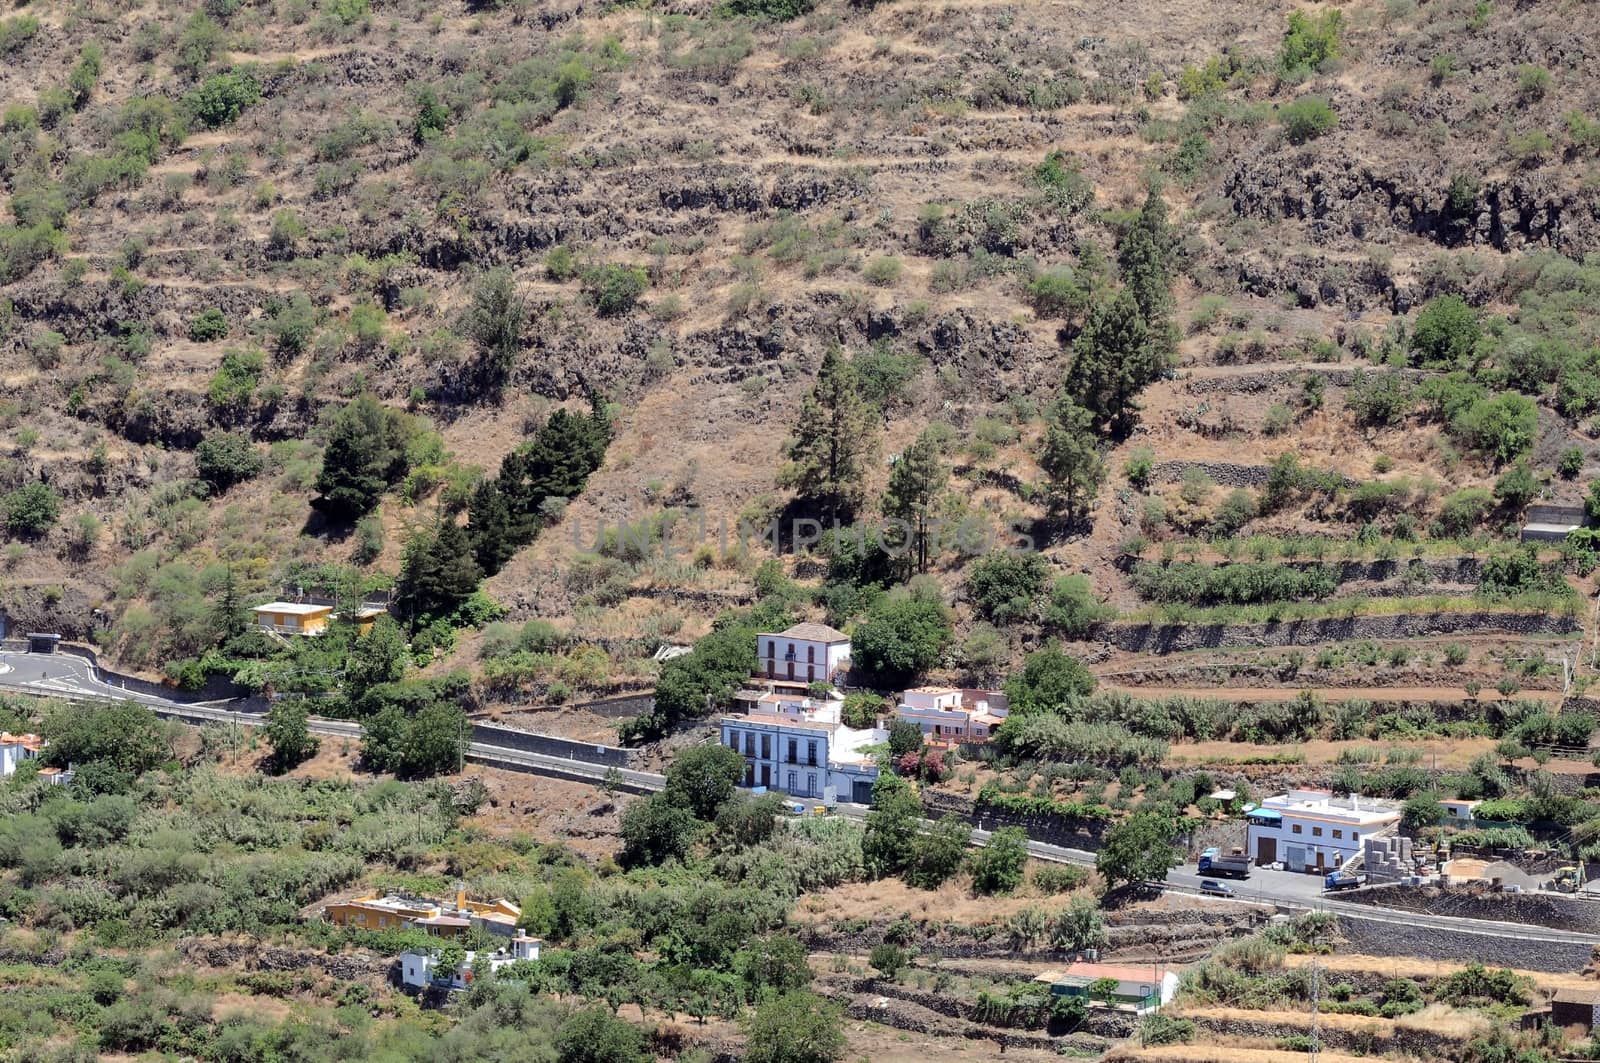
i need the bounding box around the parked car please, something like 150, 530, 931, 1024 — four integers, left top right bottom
1199, 879, 1234, 896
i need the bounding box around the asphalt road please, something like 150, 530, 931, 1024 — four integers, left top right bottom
4, 651, 1597, 945
0, 650, 188, 708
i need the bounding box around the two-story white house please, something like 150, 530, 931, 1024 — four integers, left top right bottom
894, 687, 1009, 745
756, 623, 852, 686
720, 692, 883, 804
1245, 789, 1402, 872
400, 931, 541, 991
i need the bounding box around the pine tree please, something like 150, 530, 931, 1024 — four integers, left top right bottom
781, 344, 875, 525
881, 429, 948, 573
1038, 395, 1106, 517
1118, 186, 1177, 324
313, 395, 401, 521
466, 480, 515, 576
398, 519, 482, 621
1064, 290, 1157, 438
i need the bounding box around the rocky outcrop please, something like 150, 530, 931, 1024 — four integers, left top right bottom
1225, 152, 1600, 258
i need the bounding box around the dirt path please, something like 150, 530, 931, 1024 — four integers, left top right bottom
1100, 685, 1563, 704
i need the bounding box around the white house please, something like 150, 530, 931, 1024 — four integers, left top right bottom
894, 687, 1009, 745
756, 623, 851, 685
1039, 962, 1181, 1014
0, 733, 44, 777
400, 931, 541, 991
720, 692, 883, 804
1440, 799, 1481, 824
1245, 789, 1402, 872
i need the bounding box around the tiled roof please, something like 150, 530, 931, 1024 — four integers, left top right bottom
776, 622, 851, 643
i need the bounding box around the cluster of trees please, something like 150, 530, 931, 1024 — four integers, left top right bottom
1037, 187, 1178, 519
861, 773, 1031, 893
465, 395, 611, 577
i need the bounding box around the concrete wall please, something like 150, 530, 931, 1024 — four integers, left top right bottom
470, 720, 632, 767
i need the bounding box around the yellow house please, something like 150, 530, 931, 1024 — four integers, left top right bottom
253, 602, 334, 636
345, 604, 388, 636
320, 890, 523, 939
323, 893, 441, 931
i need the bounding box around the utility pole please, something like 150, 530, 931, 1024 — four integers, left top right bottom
1309, 960, 1320, 1063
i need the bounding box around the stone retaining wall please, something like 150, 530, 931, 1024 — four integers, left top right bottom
1335, 914, 1594, 972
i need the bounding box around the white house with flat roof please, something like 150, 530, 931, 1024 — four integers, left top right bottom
894, 687, 1009, 745
1245, 789, 1401, 872
756, 622, 852, 685
400, 931, 541, 991
720, 691, 882, 804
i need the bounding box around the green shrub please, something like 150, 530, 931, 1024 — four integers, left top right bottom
1560, 447, 1585, 479
0, 15, 41, 54
1516, 64, 1551, 102
1410, 295, 1481, 368
186, 69, 261, 128
721, 0, 815, 19
207, 347, 265, 414
1280, 96, 1337, 143
3, 482, 60, 537
188, 308, 229, 342
1280, 9, 1343, 74
863, 257, 903, 287
195, 432, 264, 491
582, 263, 648, 317
1026, 268, 1088, 318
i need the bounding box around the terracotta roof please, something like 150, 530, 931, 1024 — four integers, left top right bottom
0, 733, 44, 752
1056, 962, 1174, 983
775, 622, 851, 643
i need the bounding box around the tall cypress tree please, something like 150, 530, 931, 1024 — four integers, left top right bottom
1118, 186, 1176, 325
398, 519, 482, 621
781, 344, 875, 524
881, 429, 948, 573
466, 480, 515, 576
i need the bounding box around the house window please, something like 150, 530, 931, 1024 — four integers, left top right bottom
766, 639, 774, 659
808, 665, 815, 682
808, 645, 815, 663
807, 740, 817, 765
1333, 829, 1343, 840
1312, 827, 1323, 837
807, 773, 816, 796
1291, 824, 1303, 834
761, 734, 771, 759
787, 739, 797, 763
787, 772, 796, 792
726, 731, 737, 749
744, 733, 756, 757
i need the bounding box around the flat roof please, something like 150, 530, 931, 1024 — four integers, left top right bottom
255, 602, 335, 615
